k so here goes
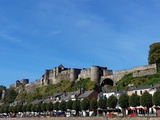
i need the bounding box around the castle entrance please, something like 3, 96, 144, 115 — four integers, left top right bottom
100, 78, 114, 92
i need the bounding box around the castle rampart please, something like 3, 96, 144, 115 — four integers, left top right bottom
9, 63, 157, 93
113, 64, 157, 82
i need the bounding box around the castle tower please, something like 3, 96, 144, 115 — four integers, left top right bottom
91, 66, 100, 84
70, 68, 81, 82
70, 68, 76, 82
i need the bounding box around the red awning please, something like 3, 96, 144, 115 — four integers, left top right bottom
143, 107, 147, 110
131, 107, 136, 110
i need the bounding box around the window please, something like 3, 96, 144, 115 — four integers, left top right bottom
140, 90, 142, 95
135, 91, 137, 94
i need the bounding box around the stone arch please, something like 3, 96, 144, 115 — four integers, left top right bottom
100, 78, 114, 87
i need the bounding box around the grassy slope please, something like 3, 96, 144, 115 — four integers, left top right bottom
16, 78, 96, 102
113, 71, 160, 90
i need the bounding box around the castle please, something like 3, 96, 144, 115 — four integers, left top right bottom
40, 64, 113, 85
10, 63, 157, 93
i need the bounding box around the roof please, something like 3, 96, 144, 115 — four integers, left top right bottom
31, 99, 44, 104
151, 84, 160, 89
103, 90, 126, 94
61, 91, 76, 101
128, 85, 152, 91
53, 92, 64, 97
60, 88, 82, 101
43, 96, 56, 103
78, 90, 94, 99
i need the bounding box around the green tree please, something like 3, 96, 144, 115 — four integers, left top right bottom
9, 106, 13, 113
153, 90, 160, 106
26, 104, 32, 112
17, 105, 23, 112
98, 97, 107, 109
22, 105, 27, 112
148, 42, 160, 65
129, 93, 140, 107
72, 99, 80, 116
12, 105, 18, 113
66, 100, 73, 110
140, 91, 152, 112
58, 100, 66, 111
80, 98, 89, 110
0, 105, 5, 113
53, 102, 59, 111
140, 91, 152, 107
90, 98, 98, 116
4, 88, 17, 103
31, 104, 36, 112
118, 93, 129, 116
36, 103, 42, 112
5, 105, 9, 113
46, 102, 53, 112
41, 103, 47, 112
107, 95, 117, 109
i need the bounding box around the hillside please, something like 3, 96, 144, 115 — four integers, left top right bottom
15, 78, 97, 103
112, 66, 160, 90
17, 67, 160, 103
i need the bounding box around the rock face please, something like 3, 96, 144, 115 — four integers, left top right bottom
9, 63, 157, 93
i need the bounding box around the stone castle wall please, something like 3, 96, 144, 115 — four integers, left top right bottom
24, 79, 41, 93
41, 65, 112, 85
113, 64, 157, 82
10, 64, 158, 93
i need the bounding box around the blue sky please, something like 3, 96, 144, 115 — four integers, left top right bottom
0, 0, 160, 88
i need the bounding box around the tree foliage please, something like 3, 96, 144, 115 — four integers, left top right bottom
22, 105, 27, 112
153, 90, 160, 106
72, 99, 80, 115
4, 88, 17, 103
69, 78, 96, 91
140, 91, 152, 108
46, 102, 53, 111
17, 105, 23, 112
31, 104, 36, 112
41, 103, 47, 112
58, 100, 66, 111
118, 93, 129, 109
107, 95, 117, 109
26, 104, 32, 112
80, 98, 89, 110
53, 102, 59, 111
129, 93, 140, 107
98, 97, 107, 109
66, 100, 73, 110
90, 98, 97, 111
148, 42, 160, 64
